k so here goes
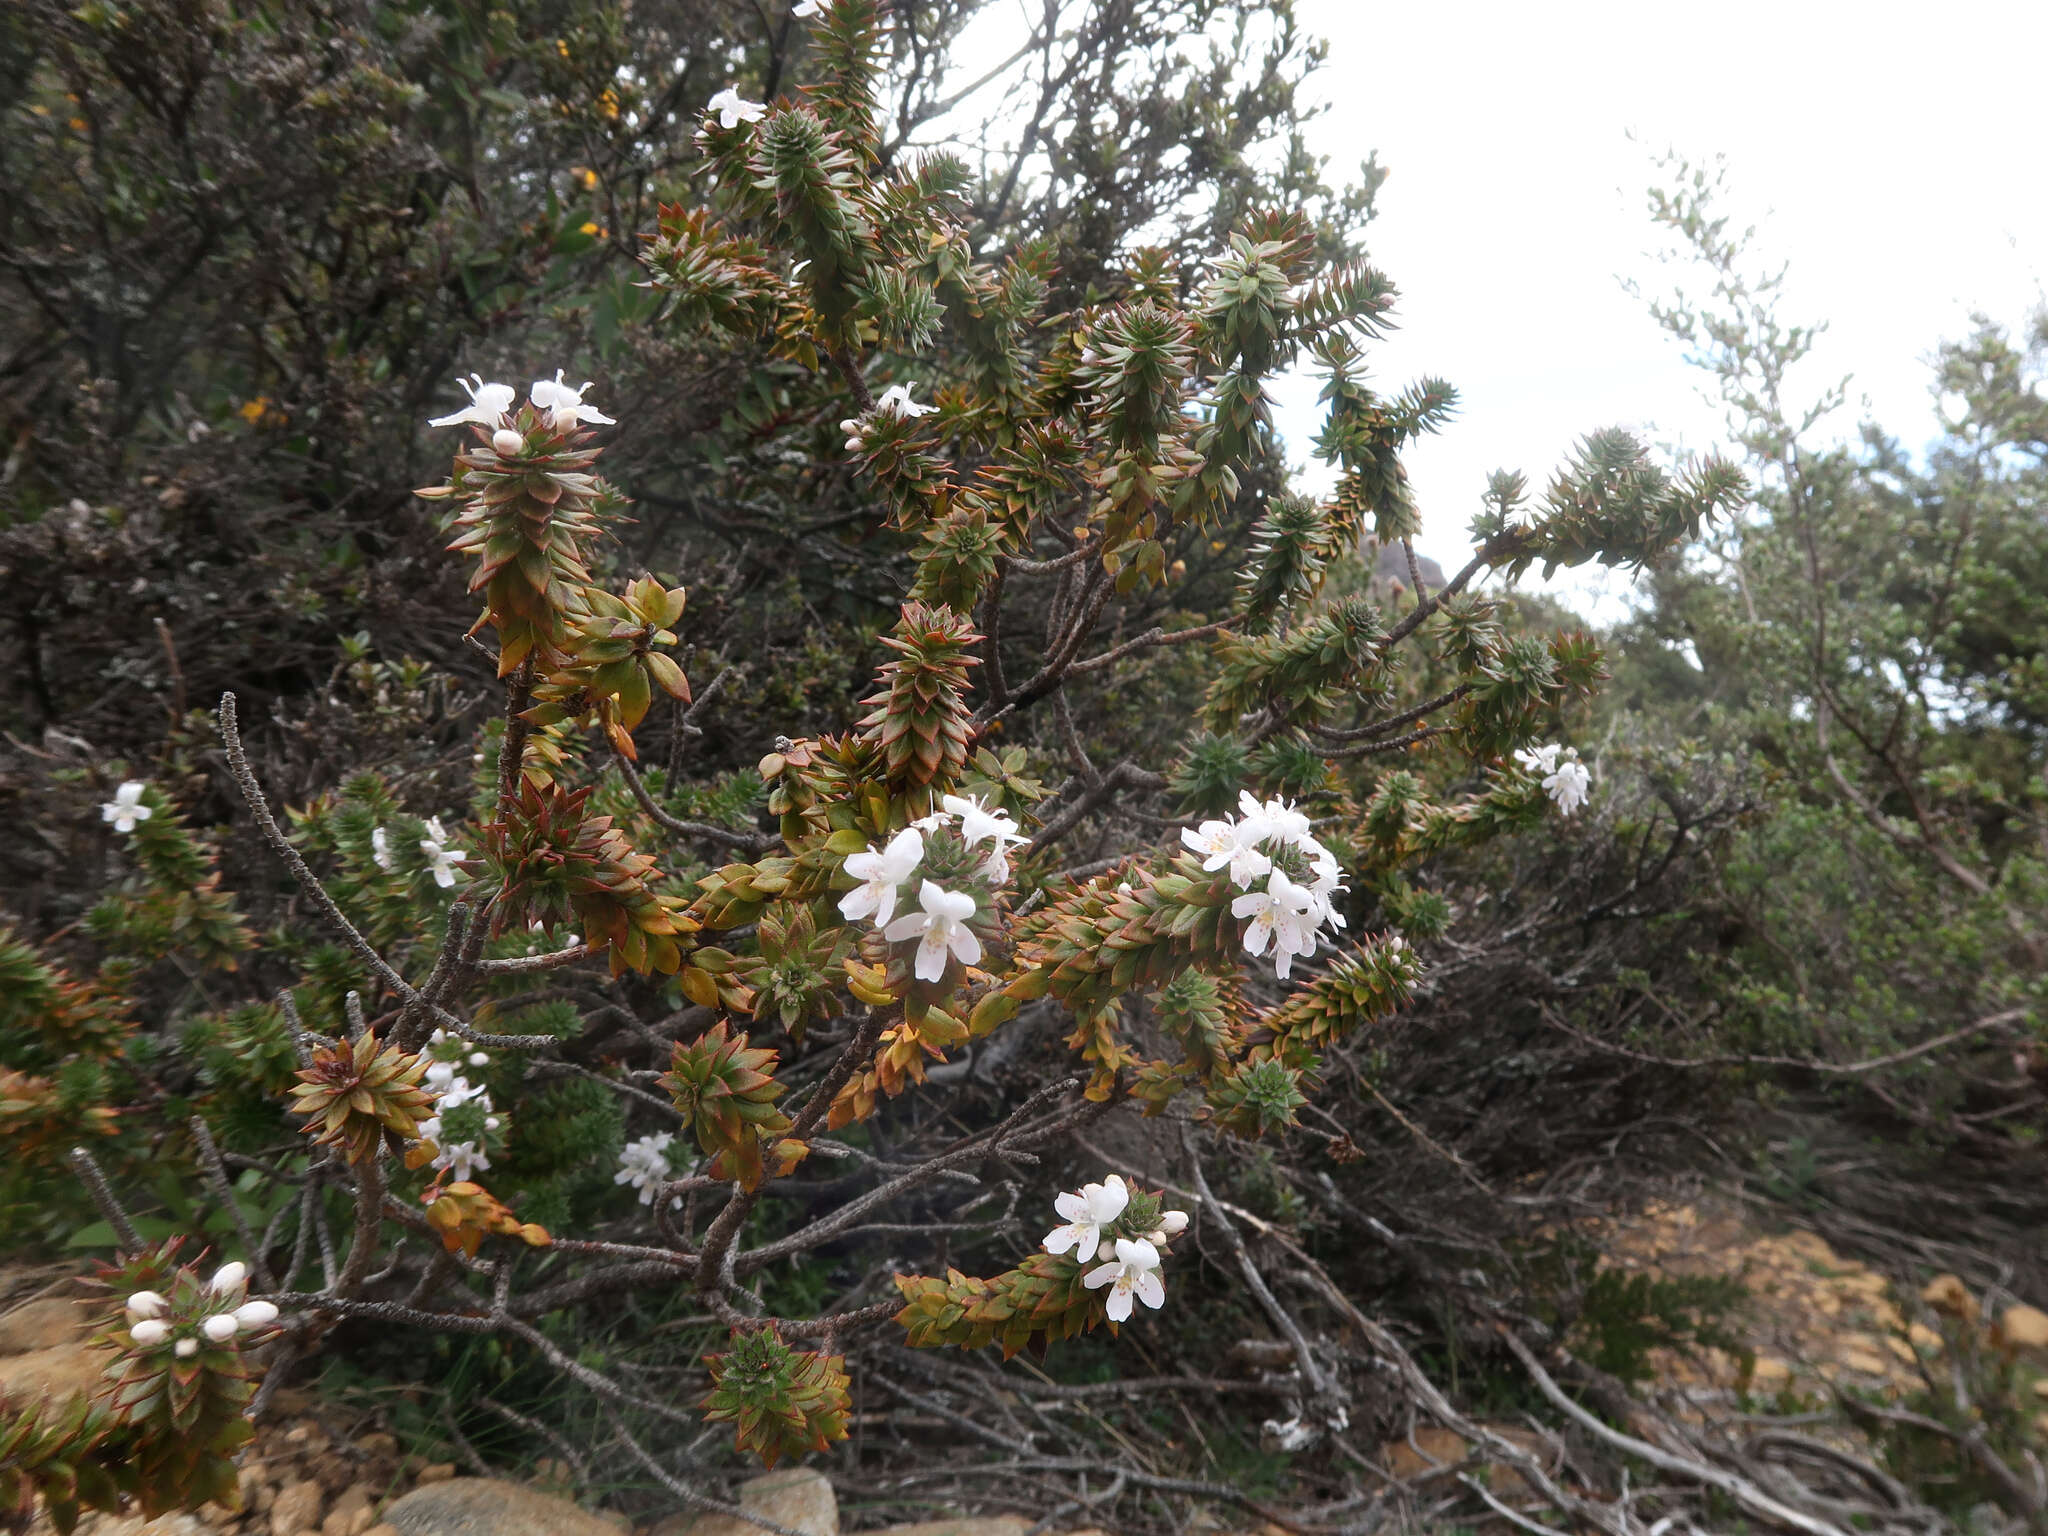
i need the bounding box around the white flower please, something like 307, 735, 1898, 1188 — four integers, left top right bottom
1042, 1174, 1129, 1257
201, 1313, 239, 1343
1084, 1237, 1166, 1322
101, 781, 152, 833
436, 1075, 492, 1113
1180, 816, 1271, 890
1233, 790, 1277, 846
1514, 743, 1562, 776
942, 793, 1029, 882
1544, 755, 1592, 816
208, 1261, 247, 1296
418, 817, 468, 888
529, 370, 616, 431
707, 87, 767, 129
1231, 868, 1323, 980
875, 382, 936, 419
429, 374, 516, 430
491, 427, 525, 457
124, 1290, 166, 1321
432, 1138, 490, 1183
1259, 794, 1313, 848
615, 1132, 678, 1206
234, 1300, 279, 1331
794, 0, 829, 14
883, 881, 981, 982
1305, 845, 1347, 928
174, 1338, 198, 1358
128, 1319, 170, 1347
370, 826, 396, 872
838, 826, 924, 930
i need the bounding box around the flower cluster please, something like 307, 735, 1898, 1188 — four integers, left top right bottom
100, 780, 152, 834
414, 1030, 499, 1184
428, 370, 615, 449
124, 1262, 277, 1355
371, 816, 468, 888
1181, 792, 1346, 980
615, 1131, 680, 1207
1515, 743, 1592, 815
840, 383, 936, 451
1041, 1174, 1189, 1322
838, 796, 1028, 982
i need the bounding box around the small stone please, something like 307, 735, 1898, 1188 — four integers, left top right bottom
1908, 1322, 1945, 1354
1920, 1274, 1979, 1325
310, 1453, 357, 1495
2033, 1379, 2048, 1402
1379, 1426, 1471, 1479
414, 1463, 458, 1485
1840, 1347, 1890, 1377
1749, 1356, 1793, 1389
270, 1476, 327, 1536
382, 1478, 621, 1536
1992, 1305, 2048, 1356
355, 1432, 401, 1459
324, 1484, 378, 1536
364, 1528, 401, 1536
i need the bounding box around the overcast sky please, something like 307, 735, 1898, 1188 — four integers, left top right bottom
1263, 0, 2048, 614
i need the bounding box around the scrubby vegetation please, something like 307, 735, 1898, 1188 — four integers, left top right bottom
2, 3, 2043, 1534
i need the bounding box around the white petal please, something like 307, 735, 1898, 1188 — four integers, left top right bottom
1082, 1261, 1119, 1290
1133, 1270, 1166, 1310
1094, 1175, 1130, 1222
1105, 1284, 1133, 1322
882, 910, 927, 943
948, 926, 982, 968
913, 932, 949, 982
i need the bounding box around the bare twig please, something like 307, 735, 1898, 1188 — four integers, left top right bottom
67, 1146, 141, 1254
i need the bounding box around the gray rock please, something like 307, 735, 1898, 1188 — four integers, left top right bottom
649, 1469, 838, 1536
380, 1479, 620, 1536
0, 1296, 91, 1355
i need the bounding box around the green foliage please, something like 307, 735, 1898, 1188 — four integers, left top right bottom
700, 1327, 851, 1469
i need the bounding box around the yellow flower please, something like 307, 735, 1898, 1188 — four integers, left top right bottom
579, 168, 598, 190
596, 87, 620, 120
239, 397, 273, 425
555, 38, 570, 58
580, 221, 600, 237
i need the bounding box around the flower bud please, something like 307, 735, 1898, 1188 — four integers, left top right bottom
234, 1300, 279, 1331
209, 1260, 248, 1295
492, 428, 524, 457
125, 1290, 167, 1320
1097, 1239, 1117, 1262
202, 1312, 239, 1343
129, 1319, 170, 1347
468, 1051, 490, 1066
175, 1338, 199, 1358
1159, 1210, 1189, 1236
1145, 1229, 1166, 1246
